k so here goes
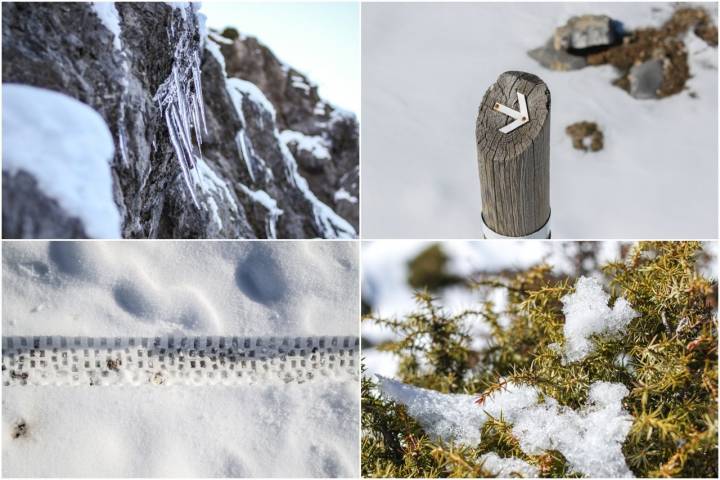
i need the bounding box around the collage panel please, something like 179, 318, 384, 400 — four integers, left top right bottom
361, 2, 718, 239
2, 240, 360, 477
1, 1, 719, 479
361, 240, 718, 478
2, 1, 359, 239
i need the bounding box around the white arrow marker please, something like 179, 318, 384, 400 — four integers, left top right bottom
492, 92, 529, 134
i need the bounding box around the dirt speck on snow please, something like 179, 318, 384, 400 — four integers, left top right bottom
566, 122, 604, 152
11, 419, 28, 439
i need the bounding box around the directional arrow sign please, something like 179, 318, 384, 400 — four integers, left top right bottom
492, 92, 529, 134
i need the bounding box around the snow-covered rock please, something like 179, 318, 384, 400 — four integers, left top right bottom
2, 84, 120, 238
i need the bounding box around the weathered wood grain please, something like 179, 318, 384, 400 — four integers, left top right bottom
476, 71, 551, 237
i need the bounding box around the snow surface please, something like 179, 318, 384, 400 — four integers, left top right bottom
361, 2, 718, 238
92, 2, 122, 51
228, 77, 278, 122
479, 452, 539, 478
2, 241, 359, 477
334, 188, 358, 204
561, 276, 639, 363
378, 376, 634, 478
280, 130, 332, 161
239, 184, 284, 239
1, 84, 121, 238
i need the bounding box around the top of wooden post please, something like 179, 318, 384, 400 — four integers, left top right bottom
476, 71, 551, 237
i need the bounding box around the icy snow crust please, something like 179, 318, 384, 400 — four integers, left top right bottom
561, 276, 639, 362
280, 130, 332, 161
1, 84, 121, 238
2, 241, 359, 477
378, 376, 634, 477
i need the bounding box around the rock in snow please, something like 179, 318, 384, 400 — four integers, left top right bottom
377, 375, 635, 478
1, 2, 358, 239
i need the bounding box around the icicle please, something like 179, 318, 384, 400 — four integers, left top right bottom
190, 92, 203, 153
266, 210, 280, 239
192, 50, 208, 134
165, 108, 199, 207
235, 131, 255, 182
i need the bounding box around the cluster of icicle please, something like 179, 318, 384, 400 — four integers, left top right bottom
154, 4, 207, 207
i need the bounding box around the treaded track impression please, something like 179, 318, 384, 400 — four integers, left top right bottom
2, 336, 358, 386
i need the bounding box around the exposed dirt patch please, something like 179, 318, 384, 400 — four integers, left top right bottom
11, 419, 27, 439
106, 358, 122, 371
586, 7, 716, 98
566, 122, 604, 152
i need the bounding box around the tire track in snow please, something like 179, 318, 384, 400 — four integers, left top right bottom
2, 336, 358, 386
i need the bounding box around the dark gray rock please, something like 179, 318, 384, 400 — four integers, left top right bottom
1, 2, 357, 238
2, 171, 88, 239
528, 39, 588, 71
628, 59, 664, 99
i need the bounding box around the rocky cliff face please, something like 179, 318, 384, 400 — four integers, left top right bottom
2, 2, 358, 239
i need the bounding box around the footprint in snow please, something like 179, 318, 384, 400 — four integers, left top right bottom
235, 244, 287, 305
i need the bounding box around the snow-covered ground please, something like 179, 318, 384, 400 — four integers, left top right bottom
361, 2, 718, 238
2, 241, 359, 477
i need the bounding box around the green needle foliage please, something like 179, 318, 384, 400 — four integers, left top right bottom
362, 242, 717, 478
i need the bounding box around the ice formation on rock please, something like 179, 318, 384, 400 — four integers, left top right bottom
561, 276, 639, 362
154, 3, 207, 207
377, 376, 635, 477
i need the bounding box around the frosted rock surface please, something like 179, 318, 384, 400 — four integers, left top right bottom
378, 376, 634, 477
561, 276, 639, 362
478, 452, 538, 478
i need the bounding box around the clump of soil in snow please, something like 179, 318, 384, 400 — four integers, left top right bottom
106, 358, 121, 371
11, 419, 27, 439
587, 7, 717, 97
566, 122, 604, 152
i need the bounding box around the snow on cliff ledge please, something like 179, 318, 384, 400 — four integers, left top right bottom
2, 84, 121, 238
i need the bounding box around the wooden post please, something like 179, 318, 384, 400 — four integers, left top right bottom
476, 71, 551, 238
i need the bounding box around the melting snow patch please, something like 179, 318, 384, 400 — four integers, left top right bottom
561, 276, 639, 363
92, 2, 122, 51
377, 376, 634, 478
279, 130, 331, 161
227, 78, 277, 122
208, 31, 233, 45
2, 84, 120, 238
479, 452, 539, 478
334, 188, 358, 204
291, 75, 311, 94
239, 184, 284, 239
